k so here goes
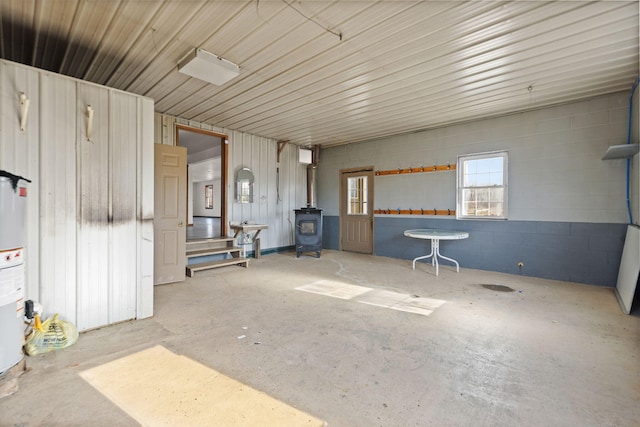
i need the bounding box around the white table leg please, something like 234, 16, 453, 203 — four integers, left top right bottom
432, 239, 439, 276
434, 239, 460, 274
413, 238, 460, 276
412, 242, 435, 270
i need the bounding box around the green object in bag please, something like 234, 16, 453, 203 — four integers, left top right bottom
25, 314, 79, 356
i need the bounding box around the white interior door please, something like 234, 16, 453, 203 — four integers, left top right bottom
154, 144, 187, 284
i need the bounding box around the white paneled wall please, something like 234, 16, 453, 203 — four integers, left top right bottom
155, 114, 308, 249
319, 92, 634, 224
0, 60, 154, 331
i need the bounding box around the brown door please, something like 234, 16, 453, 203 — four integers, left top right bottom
154, 144, 187, 284
340, 167, 374, 254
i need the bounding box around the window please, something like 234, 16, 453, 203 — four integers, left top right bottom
347, 176, 368, 215
205, 184, 213, 209
457, 151, 507, 219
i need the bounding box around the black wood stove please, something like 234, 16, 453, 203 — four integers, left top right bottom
294, 207, 323, 258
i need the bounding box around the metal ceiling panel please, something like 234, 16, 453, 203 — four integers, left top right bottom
1, 0, 638, 147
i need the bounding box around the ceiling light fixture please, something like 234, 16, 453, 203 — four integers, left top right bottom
178, 48, 240, 86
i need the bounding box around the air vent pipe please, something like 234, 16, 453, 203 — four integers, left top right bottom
306, 145, 320, 208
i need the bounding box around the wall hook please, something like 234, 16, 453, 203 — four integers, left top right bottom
86, 105, 94, 141
20, 92, 30, 132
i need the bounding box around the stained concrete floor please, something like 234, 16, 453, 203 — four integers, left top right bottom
1, 250, 638, 426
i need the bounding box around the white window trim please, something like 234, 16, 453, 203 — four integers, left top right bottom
456, 151, 508, 220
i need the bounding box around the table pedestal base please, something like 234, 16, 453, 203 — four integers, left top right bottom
411, 239, 460, 276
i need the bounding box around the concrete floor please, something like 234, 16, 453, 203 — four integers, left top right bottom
1, 250, 638, 426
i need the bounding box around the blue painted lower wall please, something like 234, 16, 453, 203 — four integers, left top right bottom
322, 215, 627, 287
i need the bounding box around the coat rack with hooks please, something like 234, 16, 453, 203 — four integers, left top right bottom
375, 163, 456, 176
374, 208, 456, 216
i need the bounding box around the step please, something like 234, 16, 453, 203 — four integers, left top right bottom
186, 247, 242, 259
186, 237, 236, 251
186, 257, 249, 277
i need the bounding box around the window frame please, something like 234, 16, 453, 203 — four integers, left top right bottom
456, 151, 508, 220
347, 175, 368, 216
205, 184, 213, 209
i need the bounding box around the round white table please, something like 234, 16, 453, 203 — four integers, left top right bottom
404, 229, 469, 276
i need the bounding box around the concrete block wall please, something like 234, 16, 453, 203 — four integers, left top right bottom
318, 91, 636, 286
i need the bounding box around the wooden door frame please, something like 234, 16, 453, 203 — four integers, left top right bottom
339, 166, 375, 253
175, 124, 229, 237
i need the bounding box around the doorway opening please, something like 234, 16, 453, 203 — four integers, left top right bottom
176, 125, 228, 240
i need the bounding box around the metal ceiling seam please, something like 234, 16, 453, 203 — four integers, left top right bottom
183, 0, 425, 121
146, 2, 298, 108
131, 2, 255, 96
81, 0, 126, 81
453, 18, 638, 76
265, 86, 622, 146
84, 1, 157, 84
205, 0, 296, 58
150, 1, 292, 111
28, 0, 42, 66
251, 65, 636, 139
175, 0, 361, 119
243, 65, 636, 142
156, 1, 302, 101
131, 2, 255, 95
218, 20, 636, 134
232, 50, 638, 130
190, 2, 490, 120
120, 9, 215, 96
193, 2, 564, 125
57, 0, 86, 74
63, 1, 122, 79
33, 0, 77, 69
107, 1, 192, 90
102, 1, 167, 88
262, 79, 634, 144
112, 1, 229, 91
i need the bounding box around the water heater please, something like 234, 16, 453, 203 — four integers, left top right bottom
0, 171, 29, 374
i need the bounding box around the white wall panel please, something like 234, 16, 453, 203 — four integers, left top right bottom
39, 72, 78, 324
0, 60, 154, 330
76, 83, 110, 330
156, 113, 308, 250
0, 62, 41, 302
110, 92, 138, 324
137, 97, 155, 320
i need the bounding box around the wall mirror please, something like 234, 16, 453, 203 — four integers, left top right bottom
236, 167, 254, 203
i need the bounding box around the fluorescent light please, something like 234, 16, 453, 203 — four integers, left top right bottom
178, 48, 239, 86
